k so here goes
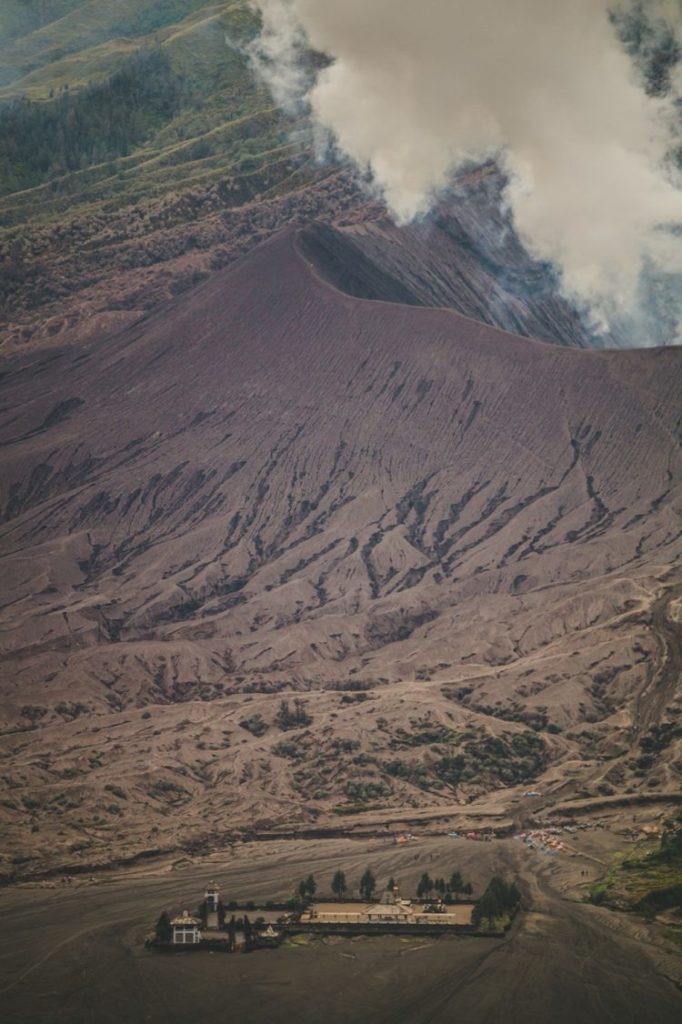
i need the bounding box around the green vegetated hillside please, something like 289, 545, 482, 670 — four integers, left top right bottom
590, 813, 682, 923
0, 1, 301, 213
0, 1, 232, 93
0, 1, 346, 352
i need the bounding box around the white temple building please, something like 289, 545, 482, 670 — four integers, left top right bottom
171, 910, 202, 945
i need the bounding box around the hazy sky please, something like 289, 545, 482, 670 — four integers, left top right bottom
249, 0, 682, 329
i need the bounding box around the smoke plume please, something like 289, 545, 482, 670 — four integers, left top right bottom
249, 0, 682, 334
246, 0, 309, 110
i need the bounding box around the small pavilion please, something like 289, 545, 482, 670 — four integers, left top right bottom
171, 910, 202, 945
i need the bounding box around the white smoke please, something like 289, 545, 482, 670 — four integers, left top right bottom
246, 0, 309, 111
248, 0, 682, 331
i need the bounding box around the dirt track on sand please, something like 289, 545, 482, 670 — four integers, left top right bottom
637, 585, 682, 731
0, 835, 679, 1024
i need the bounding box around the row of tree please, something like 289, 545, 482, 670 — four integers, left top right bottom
416, 871, 473, 899
296, 869, 378, 901
296, 867, 474, 903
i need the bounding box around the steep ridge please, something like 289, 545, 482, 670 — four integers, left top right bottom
0, 228, 680, 876
1, 163, 611, 356
299, 168, 616, 348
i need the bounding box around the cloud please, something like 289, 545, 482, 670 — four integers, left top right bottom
249, 0, 682, 332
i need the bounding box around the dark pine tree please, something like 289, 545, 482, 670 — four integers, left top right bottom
331, 869, 347, 898
416, 872, 433, 899
359, 868, 376, 901
154, 910, 172, 943
449, 870, 463, 896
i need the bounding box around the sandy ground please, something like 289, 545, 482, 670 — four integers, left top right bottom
0, 833, 679, 1024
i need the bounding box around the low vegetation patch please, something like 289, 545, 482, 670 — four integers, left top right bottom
381, 759, 430, 789
344, 779, 392, 802
271, 739, 305, 762
388, 716, 456, 749
589, 812, 682, 919
239, 713, 268, 737
433, 731, 546, 787
20, 705, 48, 723
275, 699, 313, 731
104, 783, 127, 800
54, 701, 90, 720
147, 779, 190, 804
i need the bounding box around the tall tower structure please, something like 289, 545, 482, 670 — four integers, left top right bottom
205, 881, 220, 913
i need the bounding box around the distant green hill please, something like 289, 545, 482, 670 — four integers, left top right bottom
0, 1, 230, 93
0, 1, 306, 223
0, 1, 337, 352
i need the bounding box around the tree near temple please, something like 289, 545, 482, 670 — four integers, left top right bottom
416, 872, 434, 899
359, 868, 376, 900
331, 869, 347, 897
155, 910, 172, 943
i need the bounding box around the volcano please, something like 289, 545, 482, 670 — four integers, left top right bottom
0, 227, 680, 875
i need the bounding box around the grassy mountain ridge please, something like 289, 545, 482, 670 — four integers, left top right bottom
0, 1, 220, 91
0, 1, 345, 351
0, 1, 282, 200
0, 47, 186, 196
0, 1, 84, 49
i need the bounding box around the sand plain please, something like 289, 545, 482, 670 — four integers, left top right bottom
1, 831, 680, 1024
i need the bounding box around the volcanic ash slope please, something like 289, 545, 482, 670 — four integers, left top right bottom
0, 229, 680, 873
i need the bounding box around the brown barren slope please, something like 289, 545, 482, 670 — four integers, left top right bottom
0, 229, 681, 877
